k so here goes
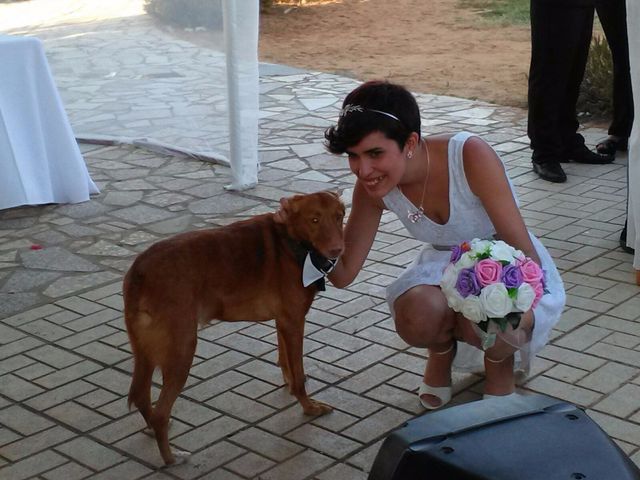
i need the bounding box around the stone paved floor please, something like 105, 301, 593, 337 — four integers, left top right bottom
2, 2, 640, 479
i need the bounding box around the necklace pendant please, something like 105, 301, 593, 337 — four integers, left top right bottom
408, 207, 424, 223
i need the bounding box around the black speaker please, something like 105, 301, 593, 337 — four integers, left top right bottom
369, 393, 640, 480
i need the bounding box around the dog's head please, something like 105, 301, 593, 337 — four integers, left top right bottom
275, 191, 345, 260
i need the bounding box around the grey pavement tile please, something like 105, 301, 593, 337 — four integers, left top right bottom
524, 376, 601, 407
287, 423, 362, 459
206, 391, 276, 423
586, 343, 640, 368
313, 388, 383, 419
26, 379, 97, 411
554, 324, 612, 351
171, 416, 246, 453
41, 461, 94, 480
169, 396, 221, 427
229, 426, 305, 463
0, 373, 46, 401
587, 409, 640, 447
168, 441, 246, 480
33, 360, 103, 390
89, 460, 152, 480
1, 425, 76, 461
184, 370, 252, 402
0, 450, 68, 480
0, 425, 21, 447
0, 404, 55, 435
258, 449, 334, 480
55, 436, 126, 471
341, 406, 412, 444
315, 462, 369, 480
0, 355, 35, 376
0, 337, 44, 361
0, 324, 26, 345
2, 304, 64, 327
46, 401, 111, 431
593, 384, 640, 418
226, 451, 276, 478
539, 345, 608, 371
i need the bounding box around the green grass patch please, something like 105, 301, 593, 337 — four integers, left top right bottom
458, 0, 530, 26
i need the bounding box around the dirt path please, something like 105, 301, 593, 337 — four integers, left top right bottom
259, 0, 532, 107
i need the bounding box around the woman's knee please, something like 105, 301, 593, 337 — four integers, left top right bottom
393, 287, 453, 346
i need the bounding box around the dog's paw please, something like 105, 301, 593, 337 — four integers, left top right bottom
303, 399, 333, 416
161, 449, 191, 468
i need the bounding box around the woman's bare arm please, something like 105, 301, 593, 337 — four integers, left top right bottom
329, 181, 384, 288
462, 136, 541, 265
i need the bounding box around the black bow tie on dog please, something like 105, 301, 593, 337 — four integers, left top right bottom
303, 250, 337, 291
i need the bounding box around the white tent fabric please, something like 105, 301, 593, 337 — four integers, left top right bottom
626, 0, 639, 275
223, 0, 259, 190
0, 0, 260, 190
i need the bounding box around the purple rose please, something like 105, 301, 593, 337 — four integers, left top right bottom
450, 245, 463, 263
501, 264, 523, 289
455, 268, 481, 298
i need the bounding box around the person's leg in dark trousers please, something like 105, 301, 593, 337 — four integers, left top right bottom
560, 4, 595, 156
595, 0, 634, 149
528, 1, 596, 182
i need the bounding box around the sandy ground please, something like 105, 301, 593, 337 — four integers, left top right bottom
259, 0, 532, 108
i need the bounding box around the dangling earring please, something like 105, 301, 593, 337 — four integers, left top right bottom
407, 151, 413, 159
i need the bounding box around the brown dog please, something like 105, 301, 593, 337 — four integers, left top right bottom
123, 190, 345, 465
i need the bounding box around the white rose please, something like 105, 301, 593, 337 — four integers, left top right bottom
513, 249, 526, 262
489, 241, 517, 263
456, 251, 476, 269
515, 282, 535, 312
461, 295, 487, 324
471, 239, 492, 255
440, 263, 458, 291
444, 287, 464, 312
479, 283, 513, 318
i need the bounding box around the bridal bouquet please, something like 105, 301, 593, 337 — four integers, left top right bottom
439, 238, 546, 349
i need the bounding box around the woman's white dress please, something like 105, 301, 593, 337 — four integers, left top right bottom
626, 0, 639, 269
383, 132, 565, 372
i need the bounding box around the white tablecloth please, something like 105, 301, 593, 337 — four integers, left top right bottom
0, 35, 99, 210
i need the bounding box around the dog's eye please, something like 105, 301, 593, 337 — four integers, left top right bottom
311, 217, 319, 223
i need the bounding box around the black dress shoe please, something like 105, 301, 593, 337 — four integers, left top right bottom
562, 145, 614, 164
596, 136, 628, 155
532, 162, 567, 183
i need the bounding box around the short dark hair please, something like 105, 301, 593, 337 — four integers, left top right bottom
324, 80, 421, 154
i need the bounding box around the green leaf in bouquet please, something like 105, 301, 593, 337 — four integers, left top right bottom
494, 317, 508, 333
507, 287, 518, 299
478, 319, 489, 333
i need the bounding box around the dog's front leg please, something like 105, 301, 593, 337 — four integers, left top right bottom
276, 329, 293, 391
275, 316, 332, 416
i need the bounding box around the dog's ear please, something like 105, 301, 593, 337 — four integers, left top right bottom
274, 197, 290, 224
330, 188, 343, 199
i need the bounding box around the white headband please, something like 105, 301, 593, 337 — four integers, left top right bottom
339, 104, 402, 123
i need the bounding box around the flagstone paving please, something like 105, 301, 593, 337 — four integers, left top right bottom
2, 2, 640, 479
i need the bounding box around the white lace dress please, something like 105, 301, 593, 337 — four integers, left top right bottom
383, 132, 565, 372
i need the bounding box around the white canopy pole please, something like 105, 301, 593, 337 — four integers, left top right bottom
223, 0, 260, 190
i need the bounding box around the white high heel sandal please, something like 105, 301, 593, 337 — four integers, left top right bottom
418, 343, 455, 410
